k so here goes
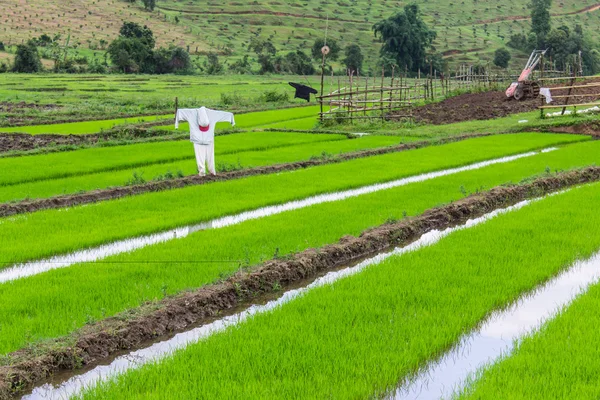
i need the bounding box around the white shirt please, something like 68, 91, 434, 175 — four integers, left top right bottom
175, 107, 235, 145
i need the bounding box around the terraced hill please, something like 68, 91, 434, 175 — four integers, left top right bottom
1, 0, 599, 69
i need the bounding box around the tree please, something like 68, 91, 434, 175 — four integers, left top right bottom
530, 0, 552, 47
282, 50, 315, 75
108, 36, 153, 73
228, 55, 252, 74
249, 39, 277, 74
344, 44, 363, 74
372, 4, 437, 73
108, 22, 155, 73
142, 0, 156, 11
493, 48, 512, 68
154, 46, 192, 74
13, 41, 42, 73
119, 21, 155, 48
310, 38, 340, 61
203, 53, 224, 75
545, 24, 599, 74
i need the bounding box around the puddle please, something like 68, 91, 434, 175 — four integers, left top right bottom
0, 147, 557, 284
23, 196, 545, 400
391, 245, 600, 399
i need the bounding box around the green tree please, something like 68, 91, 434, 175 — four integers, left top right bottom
119, 21, 155, 48
530, 0, 552, 47
228, 55, 252, 74
154, 46, 192, 74
311, 38, 340, 61
343, 44, 364, 74
493, 48, 512, 68
203, 53, 224, 75
282, 50, 315, 75
249, 39, 277, 74
142, 0, 156, 11
372, 4, 437, 73
108, 22, 155, 73
13, 41, 42, 73
108, 37, 153, 73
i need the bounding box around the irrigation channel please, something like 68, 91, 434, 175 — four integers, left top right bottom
392, 236, 600, 399
24, 193, 554, 399
0, 147, 558, 283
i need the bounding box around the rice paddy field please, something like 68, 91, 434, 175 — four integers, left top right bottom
3, 72, 600, 400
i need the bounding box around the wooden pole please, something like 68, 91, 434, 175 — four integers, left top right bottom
380, 67, 385, 123
320, 53, 325, 123
174, 97, 178, 123
561, 74, 578, 116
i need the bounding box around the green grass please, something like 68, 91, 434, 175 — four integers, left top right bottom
0, 105, 320, 135
459, 271, 600, 399
260, 116, 319, 130
0, 136, 595, 356
75, 170, 600, 400
0, 133, 581, 270
0, 74, 323, 127
0, 131, 344, 187
0, 135, 411, 203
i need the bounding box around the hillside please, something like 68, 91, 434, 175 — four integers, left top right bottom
1, 0, 599, 70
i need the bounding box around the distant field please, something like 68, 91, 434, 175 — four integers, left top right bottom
1, 0, 599, 71
0, 74, 323, 126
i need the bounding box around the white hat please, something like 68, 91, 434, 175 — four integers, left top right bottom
198, 107, 210, 132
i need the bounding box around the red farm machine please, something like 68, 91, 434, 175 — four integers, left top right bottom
506, 49, 547, 100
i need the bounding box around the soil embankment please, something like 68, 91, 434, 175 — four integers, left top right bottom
3, 167, 600, 399
409, 79, 600, 125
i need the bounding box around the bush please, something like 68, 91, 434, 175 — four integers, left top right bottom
258, 90, 289, 103
13, 42, 42, 73
493, 48, 511, 69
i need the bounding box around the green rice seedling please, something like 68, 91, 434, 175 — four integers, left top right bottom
74, 179, 600, 400
0, 131, 345, 187
0, 133, 581, 271
0, 138, 599, 355
0, 135, 408, 203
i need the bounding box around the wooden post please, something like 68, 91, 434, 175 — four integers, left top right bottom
389, 65, 395, 112
174, 97, 178, 123
364, 77, 368, 118
349, 71, 353, 124
380, 67, 385, 123
561, 74, 577, 116
320, 53, 326, 123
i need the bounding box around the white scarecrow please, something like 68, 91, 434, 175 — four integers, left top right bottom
175, 106, 235, 176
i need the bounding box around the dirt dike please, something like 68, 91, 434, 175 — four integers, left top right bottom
2, 166, 600, 399
409, 91, 541, 125
541, 121, 600, 138
0, 102, 61, 112
409, 80, 600, 125
0, 127, 185, 154
0, 133, 493, 218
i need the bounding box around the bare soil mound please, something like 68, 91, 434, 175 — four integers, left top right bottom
410, 79, 600, 126
410, 91, 540, 125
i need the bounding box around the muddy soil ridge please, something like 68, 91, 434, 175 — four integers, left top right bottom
408, 79, 600, 125
2, 166, 600, 399
0, 133, 494, 218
